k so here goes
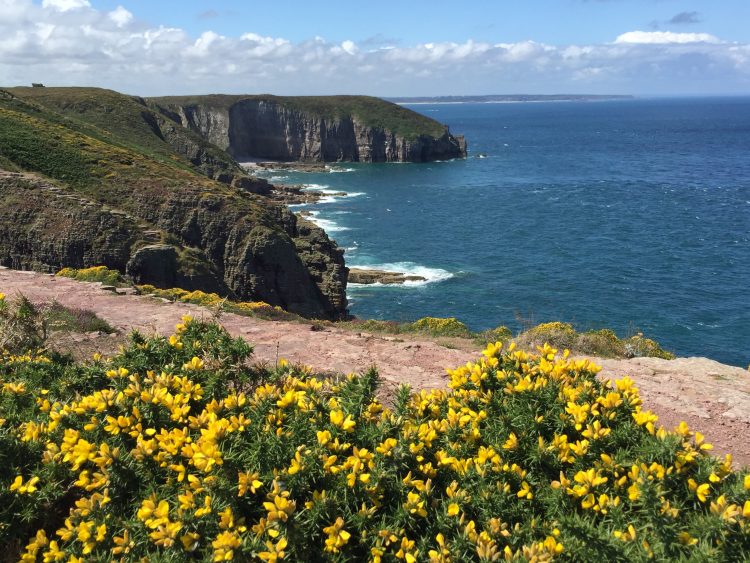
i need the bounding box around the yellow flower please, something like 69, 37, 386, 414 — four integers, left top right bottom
149, 522, 182, 547
183, 356, 205, 371
9, 475, 40, 494
238, 472, 263, 496
112, 530, 133, 555
396, 536, 418, 563
258, 537, 287, 562
181, 532, 200, 551
695, 483, 710, 503
212, 530, 241, 561
447, 503, 460, 516
330, 409, 356, 432
323, 517, 351, 553
502, 432, 518, 450
263, 495, 296, 522
404, 492, 427, 518
678, 532, 698, 546
517, 481, 533, 500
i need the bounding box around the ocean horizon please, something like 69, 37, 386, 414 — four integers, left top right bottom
255, 97, 750, 367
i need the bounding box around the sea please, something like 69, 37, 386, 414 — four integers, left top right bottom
254, 98, 750, 367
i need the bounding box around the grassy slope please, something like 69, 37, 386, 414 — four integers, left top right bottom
0, 93, 194, 194
150, 94, 448, 140
5, 87, 241, 176
0, 89, 272, 228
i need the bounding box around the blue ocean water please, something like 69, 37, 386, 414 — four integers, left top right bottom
258, 98, 750, 366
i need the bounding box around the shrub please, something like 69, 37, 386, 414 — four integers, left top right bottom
56, 266, 127, 286
407, 317, 472, 337
0, 294, 47, 355
42, 301, 115, 334
519, 321, 578, 350
477, 325, 513, 345
623, 333, 676, 360
1, 319, 748, 561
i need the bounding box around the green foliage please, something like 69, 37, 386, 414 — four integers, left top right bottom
0, 321, 748, 562
5, 87, 240, 177
0, 295, 47, 355
517, 322, 675, 360
43, 302, 115, 335
56, 266, 127, 287
0, 111, 93, 187
406, 316, 472, 337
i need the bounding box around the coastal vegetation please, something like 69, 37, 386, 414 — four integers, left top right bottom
56, 267, 674, 360
0, 292, 748, 561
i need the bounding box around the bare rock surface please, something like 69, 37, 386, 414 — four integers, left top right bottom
2, 267, 748, 466
348, 268, 427, 285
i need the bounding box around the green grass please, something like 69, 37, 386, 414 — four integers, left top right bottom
43, 302, 115, 334
150, 94, 448, 140
6, 87, 241, 176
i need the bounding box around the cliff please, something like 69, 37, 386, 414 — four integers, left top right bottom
149, 95, 467, 162
0, 88, 348, 319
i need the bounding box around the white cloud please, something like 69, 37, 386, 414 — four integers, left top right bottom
108, 6, 133, 28
341, 40, 358, 55
615, 31, 720, 45
42, 0, 90, 12
0, 2, 748, 96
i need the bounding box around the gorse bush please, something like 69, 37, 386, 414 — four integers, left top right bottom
1, 295, 749, 561
56, 266, 127, 287
407, 317, 472, 338
516, 322, 675, 360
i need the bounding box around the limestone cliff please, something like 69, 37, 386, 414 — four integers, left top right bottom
150, 95, 467, 163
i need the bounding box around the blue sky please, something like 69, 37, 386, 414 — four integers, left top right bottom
92, 0, 750, 46
1, 0, 749, 96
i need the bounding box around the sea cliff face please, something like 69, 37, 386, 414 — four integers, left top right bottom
152, 97, 467, 163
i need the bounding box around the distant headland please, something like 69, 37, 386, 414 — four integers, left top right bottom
387, 94, 634, 104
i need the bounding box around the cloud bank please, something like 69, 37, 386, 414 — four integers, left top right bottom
1, 0, 748, 96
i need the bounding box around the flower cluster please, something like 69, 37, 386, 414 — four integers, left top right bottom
1, 319, 749, 561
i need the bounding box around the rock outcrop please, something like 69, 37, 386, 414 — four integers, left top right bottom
151, 96, 467, 163
348, 268, 427, 285
0, 172, 348, 320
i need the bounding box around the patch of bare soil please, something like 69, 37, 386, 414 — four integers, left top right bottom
2, 267, 748, 466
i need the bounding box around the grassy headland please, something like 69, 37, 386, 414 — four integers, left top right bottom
150, 94, 448, 141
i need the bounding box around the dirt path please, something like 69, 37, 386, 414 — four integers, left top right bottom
2, 267, 749, 466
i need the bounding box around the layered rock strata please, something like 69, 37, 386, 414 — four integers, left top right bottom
152, 98, 467, 163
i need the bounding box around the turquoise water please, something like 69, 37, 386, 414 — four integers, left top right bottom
257, 98, 750, 366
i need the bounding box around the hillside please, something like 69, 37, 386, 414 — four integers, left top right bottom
149, 94, 467, 162
0, 88, 347, 318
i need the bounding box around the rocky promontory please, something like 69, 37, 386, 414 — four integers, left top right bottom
149, 95, 467, 163
0, 88, 349, 319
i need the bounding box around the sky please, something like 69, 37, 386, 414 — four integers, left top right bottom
1, 0, 750, 96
